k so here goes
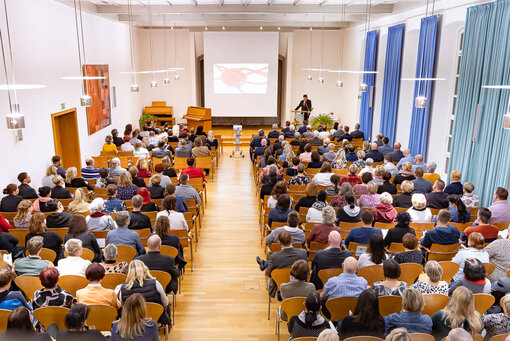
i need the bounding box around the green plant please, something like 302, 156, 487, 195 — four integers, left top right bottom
139, 112, 155, 127
310, 113, 333, 131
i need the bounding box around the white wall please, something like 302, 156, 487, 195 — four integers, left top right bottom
0, 0, 140, 190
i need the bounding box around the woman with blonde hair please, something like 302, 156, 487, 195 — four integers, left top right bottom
42, 165, 58, 188
25, 212, 63, 261
411, 260, 448, 295
206, 130, 218, 149
68, 188, 90, 214
116, 172, 139, 201
135, 157, 152, 179
407, 193, 432, 223
118, 260, 171, 325
161, 156, 177, 178
332, 149, 347, 169
358, 181, 380, 208
133, 140, 149, 158
362, 140, 370, 153
385, 328, 411, 341
384, 288, 432, 334
103, 135, 118, 154
13, 200, 32, 229
111, 293, 158, 341
393, 180, 415, 208
393, 162, 415, 185
431, 286, 483, 339
64, 167, 93, 191
373, 165, 386, 186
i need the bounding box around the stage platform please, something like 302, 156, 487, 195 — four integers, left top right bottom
212, 125, 272, 146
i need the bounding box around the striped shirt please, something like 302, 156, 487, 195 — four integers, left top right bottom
322, 273, 367, 299
81, 166, 99, 179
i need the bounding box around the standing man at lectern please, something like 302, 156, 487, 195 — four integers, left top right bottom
294, 94, 312, 122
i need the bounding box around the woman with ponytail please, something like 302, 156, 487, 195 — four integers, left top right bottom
447, 195, 471, 223
288, 292, 332, 339
0, 184, 22, 212
336, 193, 361, 224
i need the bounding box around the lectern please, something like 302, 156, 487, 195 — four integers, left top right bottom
183, 106, 212, 132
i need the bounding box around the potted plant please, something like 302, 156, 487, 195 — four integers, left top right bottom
139, 112, 155, 127
310, 113, 333, 131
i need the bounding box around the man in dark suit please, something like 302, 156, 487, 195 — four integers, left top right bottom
272, 135, 285, 156
336, 126, 353, 142
52, 156, 66, 179
250, 129, 268, 161
281, 121, 291, 133
425, 180, 449, 209
128, 195, 152, 230
364, 143, 384, 162
310, 231, 351, 289
263, 231, 307, 297
17, 172, 38, 199
253, 139, 272, 159
268, 124, 280, 138
389, 142, 404, 163
135, 235, 180, 294
295, 94, 312, 122
350, 123, 364, 139
298, 120, 308, 135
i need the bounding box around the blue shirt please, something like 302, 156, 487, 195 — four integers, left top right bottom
412, 163, 427, 172
412, 177, 432, 194
344, 227, 383, 247
104, 197, 127, 213
176, 196, 188, 213
420, 225, 460, 249
322, 273, 367, 299
432, 205, 471, 224
106, 227, 145, 256
81, 166, 100, 179
444, 182, 464, 195
397, 155, 414, 169
378, 144, 393, 155
384, 312, 432, 335
298, 126, 307, 134
346, 153, 358, 162
268, 208, 292, 228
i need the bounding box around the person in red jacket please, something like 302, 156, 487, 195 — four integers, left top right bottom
461, 207, 499, 244
373, 192, 397, 223
0, 214, 12, 233
179, 157, 206, 183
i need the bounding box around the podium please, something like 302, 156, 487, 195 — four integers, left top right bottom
144, 101, 174, 127
183, 106, 212, 132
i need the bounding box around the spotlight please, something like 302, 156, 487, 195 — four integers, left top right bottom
131, 84, 139, 92
359, 83, 368, 92
336, 80, 343, 87
222, 26, 225, 30
205, 27, 208, 31
277, 26, 280, 30
307, 75, 312, 81
260, 26, 263, 30
164, 78, 170, 84
150, 80, 158, 88
318, 77, 324, 84
174, 74, 180, 80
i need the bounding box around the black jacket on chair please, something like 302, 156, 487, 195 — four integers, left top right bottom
135, 251, 180, 294
51, 186, 72, 199
310, 248, 351, 289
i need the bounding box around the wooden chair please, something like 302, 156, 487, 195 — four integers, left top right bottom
409, 222, 435, 232
409, 333, 434, 341
33, 306, 69, 329
325, 296, 358, 321
64, 248, 94, 262
423, 243, 460, 261
276, 297, 306, 339
86, 305, 117, 331
115, 245, 137, 262
339, 222, 363, 230
14, 275, 41, 300
196, 156, 215, 179
31, 248, 57, 263
9, 229, 28, 246
387, 243, 405, 254
374, 222, 397, 230
145, 302, 169, 340
167, 230, 194, 271
422, 294, 449, 316
398, 263, 424, 286
344, 337, 383, 341
358, 265, 384, 286
0, 309, 11, 333
490, 334, 510, 341
267, 268, 291, 320
439, 261, 460, 282
102, 273, 127, 290
160, 245, 179, 258
58, 275, 89, 296
495, 222, 510, 231
46, 228, 69, 240
483, 262, 496, 276
378, 295, 403, 316
474, 293, 495, 315
150, 270, 176, 323
134, 228, 152, 247
318, 268, 343, 286
173, 157, 188, 171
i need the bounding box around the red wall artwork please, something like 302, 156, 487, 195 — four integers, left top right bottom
83, 64, 111, 135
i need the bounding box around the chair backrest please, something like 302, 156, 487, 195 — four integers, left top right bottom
9, 229, 28, 246
325, 296, 358, 321
101, 273, 127, 290
160, 245, 178, 258
46, 228, 69, 240
0, 309, 11, 333
58, 275, 89, 296
398, 263, 424, 286
149, 270, 171, 290
145, 302, 164, 322
387, 243, 405, 254
474, 293, 495, 315
409, 222, 435, 231
374, 222, 397, 230
64, 248, 94, 262
438, 261, 460, 283
318, 268, 343, 286
14, 275, 41, 301
281, 297, 307, 321
422, 294, 449, 316
270, 268, 291, 290
35, 248, 57, 263
489, 334, 510, 341
494, 222, 510, 231
115, 245, 137, 262
409, 333, 435, 341
357, 265, 384, 286
378, 295, 403, 316
33, 306, 70, 329
86, 304, 117, 331
339, 222, 363, 230
483, 262, 496, 276
427, 243, 461, 261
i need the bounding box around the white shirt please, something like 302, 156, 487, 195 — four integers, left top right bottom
267, 196, 292, 209
358, 253, 387, 268
359, 167, 374, 176
451, 248, 490, 282
384, 162, 399, 177
121, 143, 134, 152
133, 148, 149, 157
57, 256, 91, 277
312, 173, 334, 186
407, 207, 433, 223
319, 131, 330, 139
156, 210, 188, 230
306, 208, 323, 223
42, 175, 56, 188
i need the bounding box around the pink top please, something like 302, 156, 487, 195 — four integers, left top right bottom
358, 194, 380, 208
299, 152, 312, 162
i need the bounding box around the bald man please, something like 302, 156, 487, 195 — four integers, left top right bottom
135, 235, 180, 294
447, 328, 473, 341
310, 231, 352, 289
253, 138, 272, 158
389, 142, 404, 162
397, 148, 415, 169
81, 157, 100, 179
320, 256, 367, 301
350, 123, 364, 139
364, 142, 384, 162
412, 154, 427, 172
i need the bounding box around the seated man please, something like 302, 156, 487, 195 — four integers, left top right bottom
308, 131, 323, 146
151, 139, 171, 158
52, 156, 66, 178
106, 211, 146, 256
364, 143, 384, 162
337, 126, 352, 142
81, 157, 100, 180
320, 256, 367, 301
175, 139, 192, 158
344, 210, 382, 248
265, 211, 305, 247
254, 139, 271, 160
350, 123, 364, 139
128, 195, 152, 230
426, 180, 449, 209
383, 155, 398, 177
378, 137, 393, 155
17, 172, 38, 199
272, 135, 285, 156
310, 231, 351, 289
45, 199, 72, 228
461, 208, 498, 244
485, 187, 510, 224
411, 154, 427, 172
249, 129, 267, 160
179, 157, 206, 183
412, 167, 432, 194
268, 124, 280, 138
191, 137, 212, 159
420, 210, 460, 249
396, 149, 414, 169
322, 143, 336, 162
135, 235, 180, 294
104, 184, 127, 214
175, 174, 202, 205
13, 236, 52, 276
389, 142, 404, 163
109, 157, 126, 178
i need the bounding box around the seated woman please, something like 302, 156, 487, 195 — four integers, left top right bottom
153, 216, 186, 269
103, 185, 127, 213
284, 156, 299, 176
423, 161, 440, 186
67, 189, 90, 214
411, 260, 448, 295
288, 292, 332, 339
32, 186, 52, 213
289, 163, 310, 186
111, 293, 158, 341
384, 288, 432, 335
206, 130, 218, 149
161, 156, 177, 178
1, 307, 51, 341
129, 167, 146, 188
279, 144, 295, 166
447, 195, 471, 223
358, 181, 380, 208
448, 258, 491, 295
340, 289, 385, 340
52, 304, 105, 340
163, 184, 187, 212
135, 157, 152, 178
358, 233, 387, 268
299, 143, 313, 163
260, 166, 279, 199
305, 191, 328, 224
384, 212, 416, 248
137, 188, 158, 212
147, 175, 164, 200
57, 239, 91, 277
393, 162, 415, 185
371, 259, 407, 296
133, 141, 150, 158
45, 201, 71, 228
353, 150, 366, 169
373, 192, 397, 223
32, 267, 75, 310
294, 183, 317, 212
432, 286, 483, 340
118, 260, 171, 325
308, 151, 323, 169
100, 244, 128, 274
377, 172, 397, 195
86, 198, 116, 231
345, 144, 358, 162
451, 233, 489, 283
156, 195, 187, 230
64, 167, 93, 191
392, 233, 423, 265
326, 174, 341, 197
116, 172, 139, 201
0, 184, 22, 212
359, 158, 374, 176
13, 200, 32, 229
25, 213, 63, 261
332, 149, 347, 170
0, 269, 32, 310
280, 260, 316, 321
353, 172, 372, 196
120, 136, 134, 152
306, 207, 341, 245
51, 176, 72, 200
393, 181, 415, 208
268, 194, 293, 228
267, 181, 290, 209
259, 157, 280, 183
407, 193, 432, 223
372, 166, 386, 186
336, 193, 361, 223
64, 215, 102, 262
312, 163, 335, 187
331, 182, 355, 208
102, 135, 118, 154
41, 166, 58, 188
483, 294, 510, 338
76, 263, 121, 309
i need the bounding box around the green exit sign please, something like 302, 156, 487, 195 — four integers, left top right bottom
60, 103, 65, 110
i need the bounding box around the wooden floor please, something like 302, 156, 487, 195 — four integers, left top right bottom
171, 147, 287, 340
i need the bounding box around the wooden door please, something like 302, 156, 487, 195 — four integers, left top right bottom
51, 108, 82, 172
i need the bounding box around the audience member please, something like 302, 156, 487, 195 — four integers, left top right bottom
52, 156, 66, 179
371, 259, 407, 296
266, 211, 305, 246
358, 234, 387, 268
350, 123, 364, 139
339, 289, 385, 340
13, 236, 51, 276
0, 269, 31, 310
393, 181, 414, 208
267, 181, 290, 208
175, 174, 202, 204
321, 257, 367, 301
393, 162, 415, 185
51, 176, 72, 199
156, 195, 187, 230
13, 200, 32, 229
336, 193, 361, 223
127, 195, 152, 230
332, 149, 347, 169
412, 167, 432, 194
445, 170, 463, 195
116, 172, 139, 201
135, 157, 152, 178
358, 181, 380, 208
378, 172, 397, 194
87, 198, 116, 231
64, 215, 101, 262
0, 184, 22, 212
109, 158, 126, 179
353, 172, 372, 196
452, 233, 489, 283
268, 194, 293, 227
388, 142, 403, 163
32, 186, 53, 213
448, 258, 491, 295
100, 244, 128, 274
344, 210, 382, 247
289, 164, 311, 186
365, 143, 384, 162
385, 328, 411, 341
306, 191, 328, 223
57, 239, 91, 276
152, 216, 186, 269
407, 193, 433, 223
384, 288, 432, 334
104, 185, 127, 213
384, 212, 416, 248
102, 135, 118, 154
64, 167, 93, 191
120, 136, 134, 152
359, 158, 375, 176
150, 164, 172, 189
106, 211, 145, 256
294, 183, 317, 212
288, 292, 332, 339
136, 188, 158, 212
310, 231, 350, 289
484, 234, 510, 283
411, 155, 427, 172
421, 210, 460, 249
353, 150, 366, 169
1, 307, 51, 341
76, 263, 121, 308
306, 207, 340, 244
378, 137, 393, 155
485, 187, 510, 224
180, 157, 206, 182
330, 182, 355, 208
396, 149, 414, 169
461, 182, 479, 208
426, 180, 449, 209
42, 166, 58, 188
383, 155, 398, 177
17, 172, 38, 199
312, 163, 335, 187
373, 192, 397, 223
32, 268, 75, 310
161, 156, 177, 178
411, 260, 448, 295
392, 233, 423, 265
68, 189, 90, 214
483, 294, 510, 338
95, 167, 117, 189
25, 212, 63, 261
423, 162, 440, 185
81, 158, 99, 180
45, 200, 71, 229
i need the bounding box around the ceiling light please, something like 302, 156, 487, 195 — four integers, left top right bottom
131, 84, 139, 92
503, 114, 510, 129
359, 83, 368, 92
336, 80, 343, 87
277, 26, 280, 30
260, 26, 263, 30
307, 75, 312, 81
174, 74, 180, 80
318, 77, 324, 84
222, 26, 225, 30
205, 27, 208, 30
5, 105, 25, 130
164, 78, 170, 84
415, 96, 427, 108
150, 80, 158, 87
127, 0, 138, 92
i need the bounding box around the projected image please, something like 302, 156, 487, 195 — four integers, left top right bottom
213, 63, 268, 94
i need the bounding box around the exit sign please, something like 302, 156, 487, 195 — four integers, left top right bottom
60, 103, 65, 110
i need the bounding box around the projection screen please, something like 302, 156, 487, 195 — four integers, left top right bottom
204, 32, 279, 117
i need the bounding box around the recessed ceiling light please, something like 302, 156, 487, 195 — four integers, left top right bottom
222, 25, 226, 30
260, 26, 263, 30
205, 27, 208, 30
277, 26, 280, 30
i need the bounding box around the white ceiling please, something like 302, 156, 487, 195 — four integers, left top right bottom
55, 0, 425, 30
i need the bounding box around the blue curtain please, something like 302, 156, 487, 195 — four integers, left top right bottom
359, 30, 378, 141
449, 0, 510, 206
408, 15, 438, 157
379, 24, 404, 145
